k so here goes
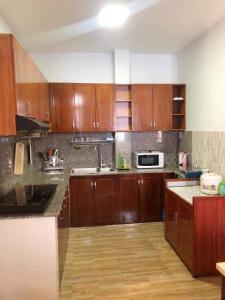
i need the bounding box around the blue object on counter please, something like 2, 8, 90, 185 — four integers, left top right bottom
185, 170, 202, 179
219, 182, 225, 195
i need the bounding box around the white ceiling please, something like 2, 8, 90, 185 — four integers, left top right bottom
0, 0, 225, 53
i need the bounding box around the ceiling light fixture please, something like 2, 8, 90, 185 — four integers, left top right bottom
98, 4, 129, 28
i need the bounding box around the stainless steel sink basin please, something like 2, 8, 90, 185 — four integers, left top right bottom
70, 167, 116, 175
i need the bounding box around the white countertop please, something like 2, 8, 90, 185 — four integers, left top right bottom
168, 185, 208, 205
216, 262, 225, 276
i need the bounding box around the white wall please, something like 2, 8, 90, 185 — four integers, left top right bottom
0, 15, 12, 33
31, 52, 178, 84
178, 18, 225, 131
31, 52, 114, 83
130, 54, 177, 83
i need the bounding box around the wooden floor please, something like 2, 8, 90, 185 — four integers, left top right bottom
60, 223, 221, 300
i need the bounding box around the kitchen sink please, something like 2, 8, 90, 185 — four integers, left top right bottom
70, 167, 116, 175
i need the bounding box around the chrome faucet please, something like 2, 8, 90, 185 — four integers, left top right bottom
95, 144, 103, 172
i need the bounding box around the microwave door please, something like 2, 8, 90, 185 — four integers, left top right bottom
138, 155, 159, 167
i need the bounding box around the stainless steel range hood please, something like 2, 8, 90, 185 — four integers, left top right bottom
16, 115, 50, 131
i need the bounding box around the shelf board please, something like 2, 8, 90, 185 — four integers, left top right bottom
116, 129, 132, 132
116, 100, 132, 102
171, 129, 185, 131
116, 115, 132, 118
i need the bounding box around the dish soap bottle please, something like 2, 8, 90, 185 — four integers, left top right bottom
118, 153, 125, 169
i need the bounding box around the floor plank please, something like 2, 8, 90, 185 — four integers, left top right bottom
60, 223, 221, 300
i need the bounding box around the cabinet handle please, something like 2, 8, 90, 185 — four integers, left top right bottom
94, 181, 97, 190
91, 181, 94, 189
174, 212, 178, 223
25, 101, 31, 116
153, 122, 156, 128
141, 179, 144, 185
93, 122, 96, 128
45, 111, 49, 119
149, 122, 153, 128
72, 122, 75, 129
96, 122, 99, 128
137, 179, 141, 187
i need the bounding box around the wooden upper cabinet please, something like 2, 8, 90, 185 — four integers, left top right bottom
153, 84, 172, 130
0, 35, 16, 136
131, 84, 173, 131
132, 84, 153, 131
50, 83, 115, 133
12, 36, 50, 122
95, 84, 115, 131
40, 81, 50, 122
50, 83, 75, 132
75, 84, 95, 132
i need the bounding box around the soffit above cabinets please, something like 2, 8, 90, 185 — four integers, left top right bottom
0, 0, 225, 53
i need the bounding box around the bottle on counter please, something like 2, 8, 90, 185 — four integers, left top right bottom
118, 153, 128, 170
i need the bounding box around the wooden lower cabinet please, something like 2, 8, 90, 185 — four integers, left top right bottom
94, 177, 116, 225
58, 186, 70, 289
165, 190, 178, 249
70, 172, 172, 227
70, 176, 116, 227
70, 177, 93, 227
177, 199, 193, 272
141, 175, 161, 222
165, 190, 194, 274
118, 175, 141, 224
222, 277, 225, 300
165, 188, 225, 276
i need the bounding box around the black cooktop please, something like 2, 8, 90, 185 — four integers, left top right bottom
0, 184, 57, 215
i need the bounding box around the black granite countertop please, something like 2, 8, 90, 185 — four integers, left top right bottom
0, 166, 178, 219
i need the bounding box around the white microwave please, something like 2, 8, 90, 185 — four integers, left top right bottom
134, 151, 164, 169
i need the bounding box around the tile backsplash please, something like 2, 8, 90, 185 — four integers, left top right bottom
0, 131, 182, 184
32, 133, 115, 170
1, 131, 224, 186
0, 137, 16, 185
115, 131, 178, 168
179, 131, 225, 179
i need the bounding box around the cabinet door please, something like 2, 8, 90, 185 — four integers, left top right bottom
50, 83, 75, 132
141, 175, 161, 222
95, 84, 115, 131
13, 37, 45, 120
0, 35, 16, 136
39, 81, 50, 122
162, 173, 176, 214
132, 84, 153, 131
119, 176, 141, 224
165, 190, 178, 249
75, 83, 95, 131
58, 187, 70, 229
152, 84, 172, 130
70, 177, 93, 227
177, 200, 193, 272
93, 177, 115, 225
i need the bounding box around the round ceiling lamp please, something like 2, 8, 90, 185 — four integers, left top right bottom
98, 4, 129, 28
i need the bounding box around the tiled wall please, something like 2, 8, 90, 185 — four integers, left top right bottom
0, 131, 179, 183
115, 131, 178, 169
192, 132, 225, 178
179, 131, 225, 178
0, 137, 15, 185
31, 133, 115, 170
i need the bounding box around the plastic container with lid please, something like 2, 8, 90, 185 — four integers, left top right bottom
200, 173, 222, 195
